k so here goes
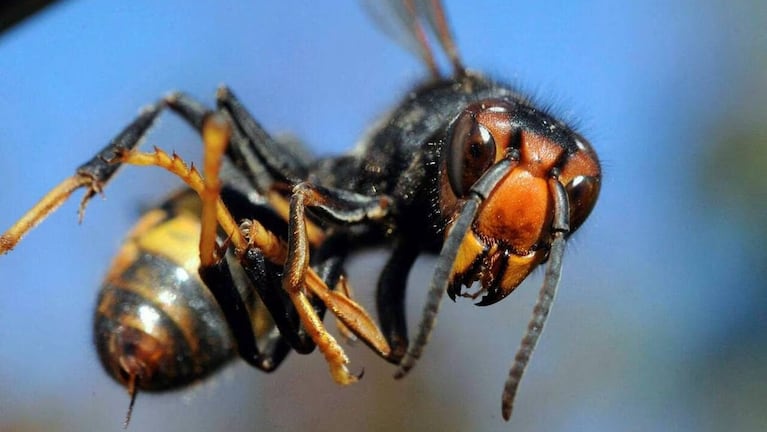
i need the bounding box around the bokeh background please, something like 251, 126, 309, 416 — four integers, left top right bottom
1, 1, 765, 431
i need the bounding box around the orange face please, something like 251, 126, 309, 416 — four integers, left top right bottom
442, 99, 600, 305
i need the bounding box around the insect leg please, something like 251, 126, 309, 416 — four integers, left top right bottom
205, 242, 357, 372
219, 181, 330, 357
117, 149, 388, 385
376, 238, 421, 362
215, 86, 310, 188
166, 90, 326, 248
0, 104, 161, 254
203, 242, 352, 372
240, 246, 313, 354
312, 236, 357, 344
195, 113, 291, 369
232, 193, 382, 358
285, 182, 393, 357
165, 90, 312, 194
199, 250, 291, 371
199, 115, 307, 359
244, 237, 351, 356
199, 113, 313, 366
238, 247, 351, 367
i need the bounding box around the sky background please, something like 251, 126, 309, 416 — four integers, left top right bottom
0, 1, 765, 431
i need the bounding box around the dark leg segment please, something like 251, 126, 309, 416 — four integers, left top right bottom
166, 89, 313, 194
223, 244, 351, 368
164, 92, 208, 131
199, 257, 266, 369
216, 87, 309, 186
377, 239, 421, 362
0, 104, 162, 254
241, 247, 314, 355
77, 104, 163, 191
291, 182, 392, 227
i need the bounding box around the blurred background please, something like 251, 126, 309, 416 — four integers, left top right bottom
0, 0, 765, 431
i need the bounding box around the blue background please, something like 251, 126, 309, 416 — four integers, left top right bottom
1, 1, 765, 431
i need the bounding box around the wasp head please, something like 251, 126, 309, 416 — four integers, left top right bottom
442, 98, 600, 305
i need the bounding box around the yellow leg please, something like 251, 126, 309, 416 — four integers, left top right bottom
332, 275, 358, 344
0, 175, 94, 254
199, 114, 229, 267
266, 189, 325, 247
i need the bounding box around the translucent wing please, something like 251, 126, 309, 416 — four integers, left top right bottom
360, 0, 464, 79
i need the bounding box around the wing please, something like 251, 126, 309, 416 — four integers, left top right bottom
360, 0, 465, 79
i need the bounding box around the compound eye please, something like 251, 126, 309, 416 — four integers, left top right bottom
447, 111, 497, 197
566, 175, 600, 230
